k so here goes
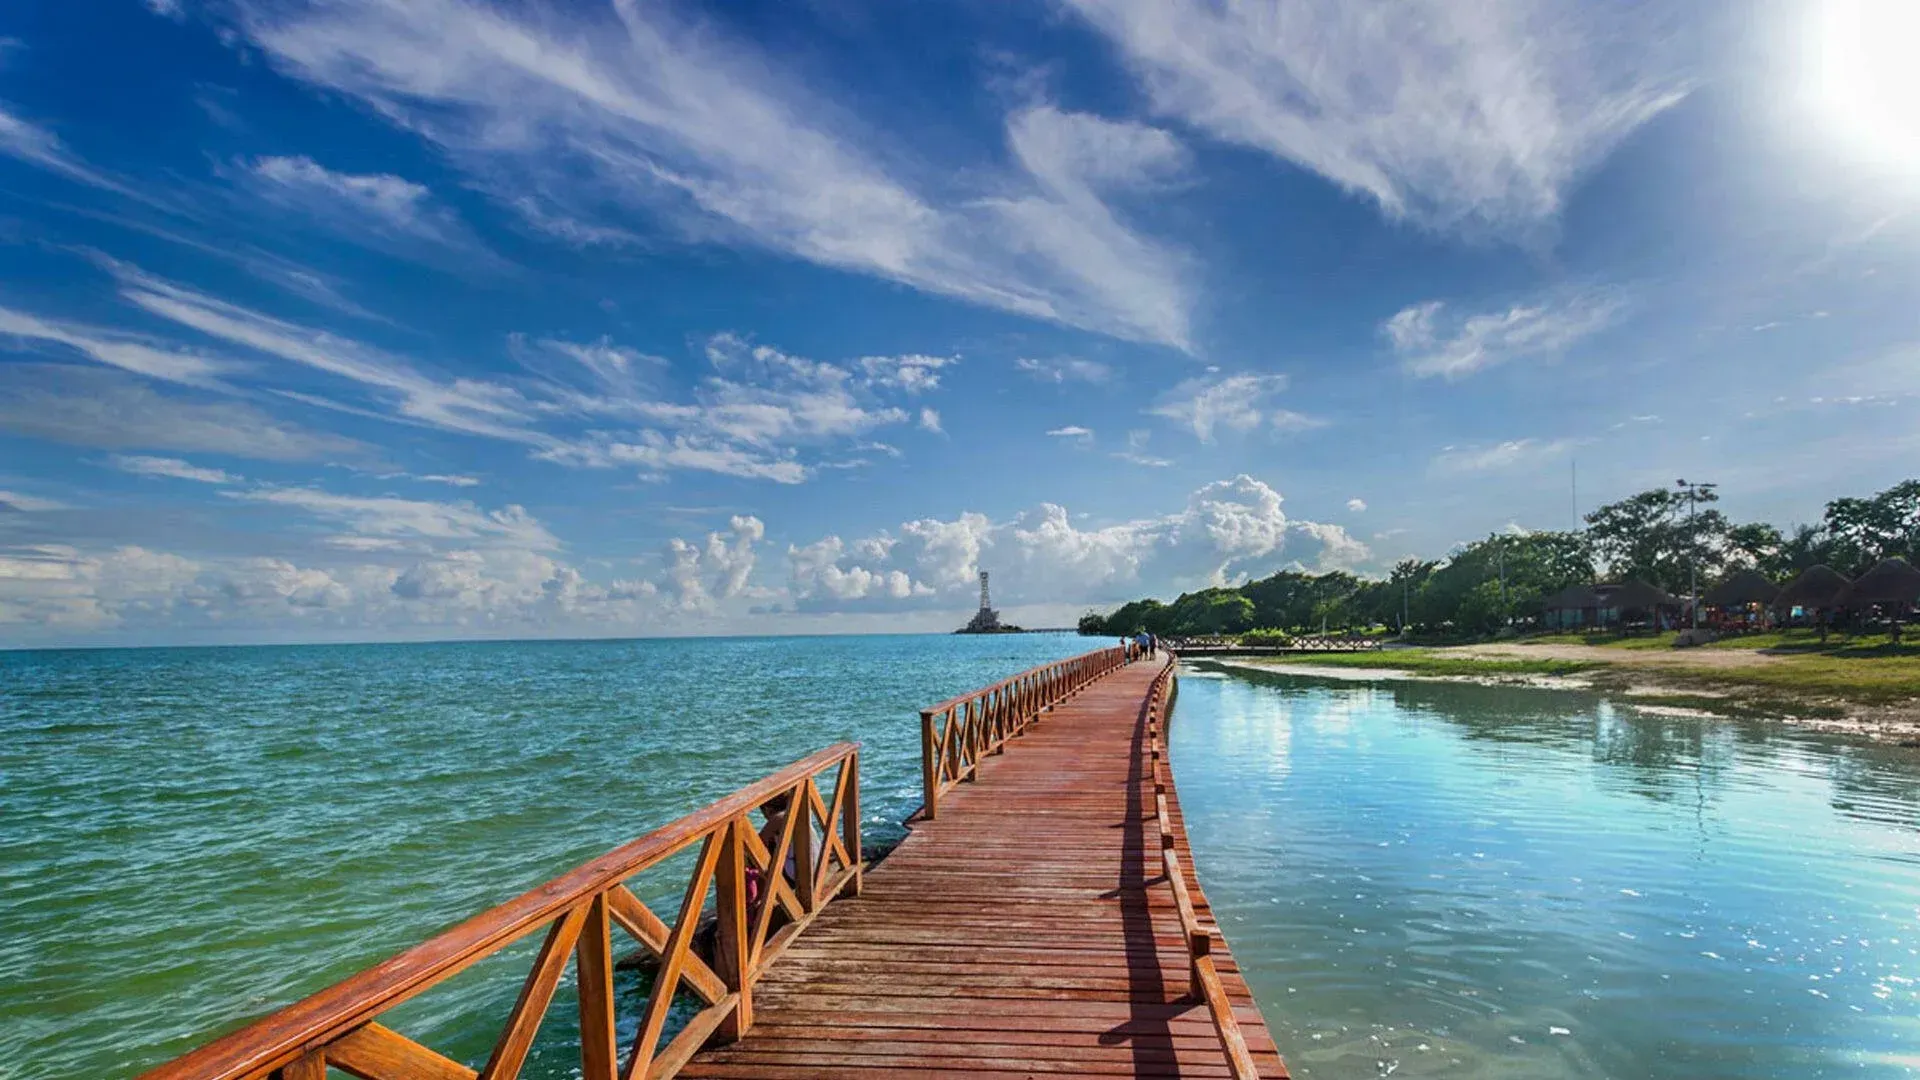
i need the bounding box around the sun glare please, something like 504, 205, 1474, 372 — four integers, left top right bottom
1809, 0, 1920, 173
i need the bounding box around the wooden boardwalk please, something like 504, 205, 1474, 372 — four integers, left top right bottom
683, 656, 1288, 1079
137, 648, 1285, 1080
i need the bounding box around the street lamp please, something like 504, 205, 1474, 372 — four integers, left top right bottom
1676, 479, 1717, 630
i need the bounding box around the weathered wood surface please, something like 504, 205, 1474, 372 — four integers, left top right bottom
683, 655, 1288, 1079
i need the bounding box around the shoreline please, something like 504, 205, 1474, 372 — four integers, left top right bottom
1199, 656, 1920, 746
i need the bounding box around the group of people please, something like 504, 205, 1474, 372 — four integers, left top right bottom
1125, 631, 1159, 660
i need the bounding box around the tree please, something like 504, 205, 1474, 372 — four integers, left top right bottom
1584, 488, 1729, 593
1822, 480, 1920, 574
1725, 522, 1783, 572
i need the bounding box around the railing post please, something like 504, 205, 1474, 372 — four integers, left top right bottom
794, 782, 818, 914
921, 710, 939, 819
714, 815, 753, 1040
842, 751, 862, 897
576, 894, 618, 1077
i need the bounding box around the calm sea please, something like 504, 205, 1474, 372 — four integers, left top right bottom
0, 633, 1091, 1080
6, 637, 1920, 1079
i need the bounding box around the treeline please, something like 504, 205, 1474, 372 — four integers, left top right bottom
1080, 480, 1920, 638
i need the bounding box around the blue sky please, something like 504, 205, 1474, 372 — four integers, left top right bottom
1, 0, 1917, 646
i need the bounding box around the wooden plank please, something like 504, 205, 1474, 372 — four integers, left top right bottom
687, 654, 1287, 1079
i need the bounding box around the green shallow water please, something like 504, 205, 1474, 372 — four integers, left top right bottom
0, 634, 1092, 1080
1171, 663, 1920, 1079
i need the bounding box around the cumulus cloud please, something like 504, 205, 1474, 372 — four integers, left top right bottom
784, 474, 1367, 613
1047, 425, 1094, 442
1061, 0, 1692, 233
663, 515, 766, 612
1386, 293, 1619, 379
231, 0, 1196, 348
918, 408, 943, 434
1347, 498, 1367, 513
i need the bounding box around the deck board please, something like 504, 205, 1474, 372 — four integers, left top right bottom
685, 658, 1288, 1078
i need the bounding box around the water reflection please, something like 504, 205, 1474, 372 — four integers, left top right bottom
1172, 663, 1920, 1079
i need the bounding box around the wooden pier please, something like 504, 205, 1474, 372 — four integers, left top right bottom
138, 647, 1285, 1080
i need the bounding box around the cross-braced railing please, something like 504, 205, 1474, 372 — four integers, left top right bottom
137, 744, 862, 1080
1145, 654, 1260, 1079
918, 645, 1130, 818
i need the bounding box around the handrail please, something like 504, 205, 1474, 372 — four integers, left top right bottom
918, 644, 1131, 818
139, 743, 864, 1080
1146, 653, 1261, 1079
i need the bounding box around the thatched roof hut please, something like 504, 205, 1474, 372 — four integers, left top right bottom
1773, 564, 1851, 611
1842, 557, 1920, 609
1598, 579, 1679, 611
1704, 568, 1779, 608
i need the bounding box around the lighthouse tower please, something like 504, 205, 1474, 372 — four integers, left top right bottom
959, 570, 1003, 633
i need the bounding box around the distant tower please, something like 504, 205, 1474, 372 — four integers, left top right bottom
959, 570, 1004, 633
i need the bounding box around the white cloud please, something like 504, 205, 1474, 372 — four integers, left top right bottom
245, 156, 481, 255
1150, 373, 1317, 442
1431, 438, 1574, 474
230, 487, 561, 550
547, 432, 807, 485
664, 515, 765, 612
1385, 293, 1619, 379
231, 0, 1195, 347
1347, 498, 1367, 513
0, 365, 364, 461
785, 474, 1368, 613
857, 354, 955, 395
1017, 356, 1114, 384
0, 490, 67, 512
0, 303, 231, 385
1113, 428, 1171, 467
143, 0, 184, 17
111, 455, 238, 484
1062, 0, 1692, 233
1047, 425, 1094, 441
0, 102, 136, 196
918, 407, 943, 434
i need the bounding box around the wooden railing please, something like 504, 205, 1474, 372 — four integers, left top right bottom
1146, 655, 1261, 1079
138, 744, 863, 1080
918, 644, 1131, 818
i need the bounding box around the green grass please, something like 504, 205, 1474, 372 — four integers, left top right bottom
1666, 653, 1920, 704
1271, 650, 1603, 678
1282, 635, 1920, 706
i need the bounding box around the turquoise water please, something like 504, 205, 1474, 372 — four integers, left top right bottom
0, 634, 1092, 1080
1172, 663, 1920, 1079
10, 639, 1920, 1080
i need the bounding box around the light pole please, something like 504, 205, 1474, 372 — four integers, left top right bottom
1676, 479, 1717, 630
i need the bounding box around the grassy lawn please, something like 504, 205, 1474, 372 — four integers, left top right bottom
1273, 650, 1603, 678
1666, 652, 1920, 703
1278, 633, 1920, 705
